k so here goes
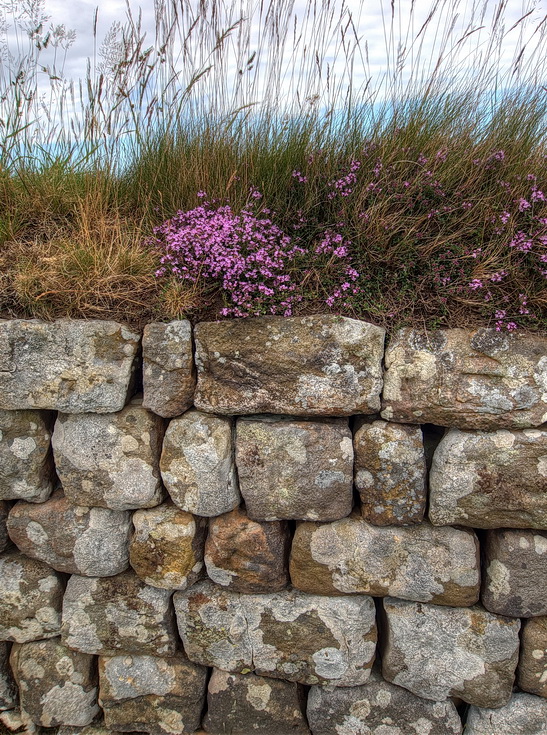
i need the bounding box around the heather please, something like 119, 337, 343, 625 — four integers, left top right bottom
0, 0, 546, 330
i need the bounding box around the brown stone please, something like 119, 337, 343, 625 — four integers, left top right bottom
354, 419, 426, 525
142, 321, 196, 419
0, 502, 9, 552
290, 516, 479, 606
0, 642, 17, 711
518, 617, 547, 698
204, 507, 290, 593
194, 315, 385, 416
236, 416, 353, 521
130, 501, 207, 590
482, 529, 547, 618
381, 327, 547, 430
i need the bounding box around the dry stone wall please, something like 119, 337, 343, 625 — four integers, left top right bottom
0, 316, 547, 735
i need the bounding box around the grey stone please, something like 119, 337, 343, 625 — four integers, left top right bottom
381, 328, 547, 429
194, 316, 385, 416
381, 598, 521, 707
10, 637, 99, 727
353, 420, 426, 525
0, 320, 140, 413
0, 551, 63, 643
482, 529, 547, 618
52, 399, 165, 510
160, 410, 239, 517
465, 692, 547, 734
0, 642, 17, 711
98, 653, 207, 734
203, 669, 309, 734
0, 409, 54, 503
306, 670, 462, 735
429, 428, 547, 529
142, 321, 196, 418
236, 416, 353, 521
130, 501, 207, 590
6, 489, 131, 576
174, 580, 377, 687
290, 517, 480, 606
0, 502, 9, 552
61, 570, 177, 656
518, 616, 547, 698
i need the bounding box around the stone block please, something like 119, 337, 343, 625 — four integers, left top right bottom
0, 320, 140, 413
0, 409, 54, 503
429, 428, 547, 528
160, 410, 239, 517
142, 320, 196, 418
61, 570, 177, 656
465, 692, 547, 734
381, 327, 547, 429
236, 416, 353, 521
0, 502, 9, 552
0, 642, 17, 711
203, 669, 309, 734
174, 580, 376, 687
306, 670, 462, 735
290, 517, 479, 606
10, 637, 99, 727
204, 507, 290, 593
519, 617, 547, 697
482, 529, 547, 618
381, 598, 521, 707
52, 400, 165, 510
353, 419, 426, 525
98, 653, 207, 734
194, 315, 385, 416
0, 551, 63, 643
6, 490, 131, 576
130, 502, 207, 590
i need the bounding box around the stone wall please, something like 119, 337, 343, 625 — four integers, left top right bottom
0, 315, 546, 735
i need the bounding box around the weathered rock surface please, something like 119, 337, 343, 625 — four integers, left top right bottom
0, 551, 63, 642
0, 320, 140, 413
0, 409, 54, 502
306, 670, 462, 735
205, 507, 290, 593
10, 637, 99, 727
52, 400, 165, 510
353, 420, 426, 525
61, 570, 177, 656
203, 669, 309, 735
160, 410, 239, 517
194, 316, 385, 416
7, 490, 131, 576
142, 321, 196, 418
236, 416, 353, 521
130, 502, 207, 590
465, 692, 547, 734
0, 642, 17, 711
482, 529, 547, 618
381, 327, 547, 429
98, 653, 207, 734
174, 580, 376, 687
519, 617, 547, 697
290, 517, 480, 606
0, 502, 9, 552
429, 428, 547, 528
57, 723, 118, 735
381, 598, 521, 707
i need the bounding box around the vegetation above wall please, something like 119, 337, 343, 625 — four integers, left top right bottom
0, 0, 546, 330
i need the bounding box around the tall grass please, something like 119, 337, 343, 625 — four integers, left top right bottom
0, 0, 546, 328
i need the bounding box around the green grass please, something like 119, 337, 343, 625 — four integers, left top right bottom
0, 0, 546, 329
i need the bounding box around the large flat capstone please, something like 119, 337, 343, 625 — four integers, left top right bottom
429, 428, 547, 529
174, 580, 377, 687
0, 320, 140, 413
194, 315, 385, 415
381, 328, 547, 429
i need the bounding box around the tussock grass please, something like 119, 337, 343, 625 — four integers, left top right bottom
0, 0, 546, 329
